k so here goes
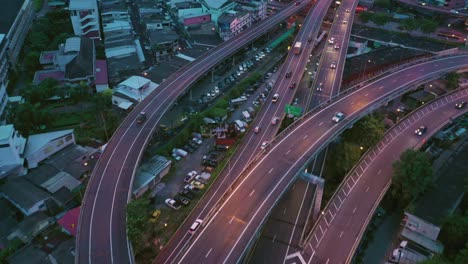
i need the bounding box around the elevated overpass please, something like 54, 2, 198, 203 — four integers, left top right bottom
76, 2, 312, 263
175, 54, 468, 263
303, 86, 468, 263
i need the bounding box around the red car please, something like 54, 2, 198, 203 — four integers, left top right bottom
289, 82, 297, 89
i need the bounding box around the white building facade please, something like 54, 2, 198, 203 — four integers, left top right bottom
69, 0, 101, 39
0, 125, 26, 178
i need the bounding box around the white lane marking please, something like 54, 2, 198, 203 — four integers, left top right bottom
180, 57, 468, 263
268, 168, 274, 174
353, 207, 357, 214
319, 225, 324, 234
205, 248, 213, 258
319, 122, 323, 126
350, 101, 354, 105
378, 86, 383, 89
285, 252, 306, 264
229, 216, 235, 224
365, 93, 369, 97
283, 208, 287, 215
378, 170, 382, 175
249, 189, 255, 197
346, 182, 351, 190
286, 149, 291, 155
308, 250, 315, 264
324, 216, 330, 226
339, 231, 344, 238
314, 234, 319, 243
303, 135, 308, 139
365, 186, 370, 192
392, 79, 397, 83
333, 202, 338, 210
284, 183, 310, 259
325, 258, 330, 264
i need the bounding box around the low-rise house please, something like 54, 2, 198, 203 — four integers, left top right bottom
0, 124, 27, 179
112, 75, 159, 110
0, 178, 51, 216
24, 129, 75, 169
7, 212, 53, 243
217, 10, 253, 41
49, 238, 75, 264
43, 144, 98, 180
0, 198, 18, 249
8, 244, 50, 264
148, 28, 180, 62
133, 155, 172, 198
57, 206, 80, 237
34, 36, 96, 86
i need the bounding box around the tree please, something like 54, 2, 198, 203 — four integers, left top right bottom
400, 19, 418, 31
455, 244, 468, 263
391, 150, 433, 206
420, 255, 451, 264
23, 52, 41, 74
127, 196, 151, 247
439, 212, 468, 258
335, 142, 362, 176
13, 102, 54, 136
343, 114, 385, 149
419, 19, 438, 34
373, 13, 391, 26
445, 72, 460, 90
359, 11, 373, 23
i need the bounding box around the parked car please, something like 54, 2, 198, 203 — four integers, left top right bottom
193, 138, 203, 145
165, 198, 181, 210
179, 189, 194, 199
190, 180, 205, 190
188, 219, 203, 235
174, 195, 190, 206
136, 112, 147, 124
184, 184, 198, 191
183, 145, 194, 153
184, 171, 197, 183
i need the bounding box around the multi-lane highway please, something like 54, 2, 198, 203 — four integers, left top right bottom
303, 87, 468, 263
155, 0, 338, 262
175, 55, 468, 263
397, 0, 468, 18
76, 2, 312, 263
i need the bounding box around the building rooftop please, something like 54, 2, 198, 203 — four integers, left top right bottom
50, 239, 75, 264
8, 244, 49, 264
69, 0, 96, 10
64, 37, 81, 53
0, 0, 24, 34
0, 178, 50, 212
119, 75, 151, 90
58, 207, 80, 236
203, 0, 232, 9
25, 129, 74, 158
95, 60, 109, 85
26, 164, 81, 193
33, 69, 65, 85
65, 37, 95, 80
0, 124, 14, 145
148, 29, 179, 44
44, 144, 97, 178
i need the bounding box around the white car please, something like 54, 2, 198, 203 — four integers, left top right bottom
189, 219, 203, 235
192, 137, 203, 145
334, 44, 340, 50
165, 198, 181, 210
330, 61, 337, 69
184, 171, 197, 183
332, 112, 345, 123
328, 37, 335, 44
260, 141, 269, 150
272, 93, 279, 103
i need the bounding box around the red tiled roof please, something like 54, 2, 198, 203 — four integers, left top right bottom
58, 206, 80, 236
33, 70, 65, 85
95, 60, 108, 85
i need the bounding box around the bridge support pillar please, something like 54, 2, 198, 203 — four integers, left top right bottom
300, 173, 324, 224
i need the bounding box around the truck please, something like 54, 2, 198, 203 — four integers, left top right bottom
242, 111, 251, 122
293, 42, 302, 55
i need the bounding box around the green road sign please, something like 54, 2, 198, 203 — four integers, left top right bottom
285, 105, 302, 117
